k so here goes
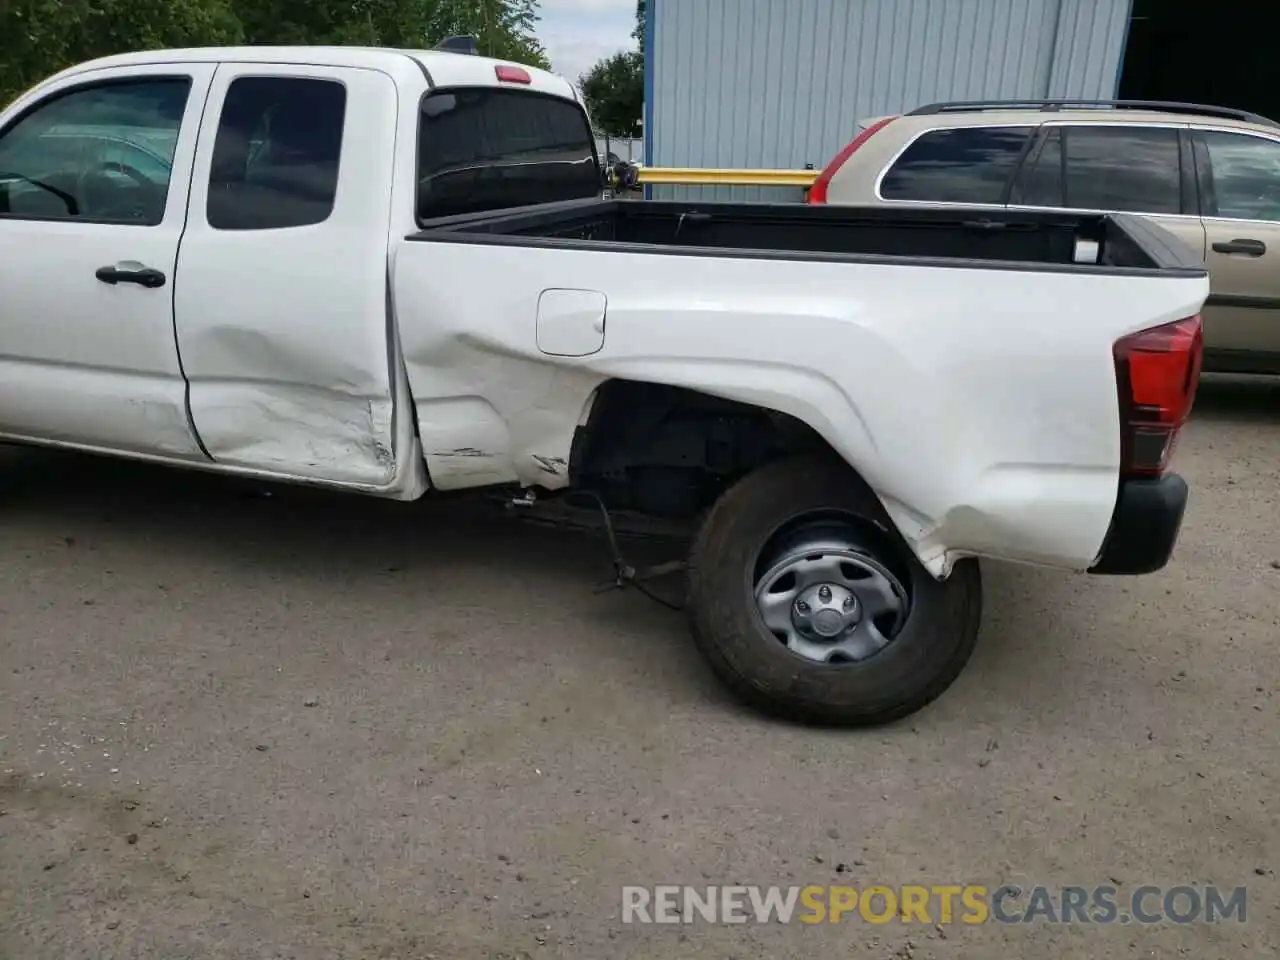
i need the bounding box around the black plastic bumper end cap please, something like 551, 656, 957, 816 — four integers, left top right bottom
1088, 473, 1189, 576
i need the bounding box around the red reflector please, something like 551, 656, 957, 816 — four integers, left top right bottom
1113, 315, 1203, 477
495, 65, 532, 84
808, 116, 898, 204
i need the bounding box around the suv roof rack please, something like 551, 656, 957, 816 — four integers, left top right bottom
906, 99, 1280, 128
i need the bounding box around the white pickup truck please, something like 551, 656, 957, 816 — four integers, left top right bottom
0, 46, 1208, 726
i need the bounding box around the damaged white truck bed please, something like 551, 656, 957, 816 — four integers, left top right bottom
0, 46, 1208, 725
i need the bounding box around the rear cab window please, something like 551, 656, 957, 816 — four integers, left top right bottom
416, 87, 598, 221
877, 126, 1032, 204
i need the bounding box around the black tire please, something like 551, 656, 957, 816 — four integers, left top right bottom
686, 455, 981, 726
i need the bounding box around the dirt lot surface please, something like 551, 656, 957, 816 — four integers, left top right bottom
1, 376, 1278, 960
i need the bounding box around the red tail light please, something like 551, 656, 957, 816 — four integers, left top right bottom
808, 116, 898, 204
495, 65, 532, 84
1113, 315, 1203, 478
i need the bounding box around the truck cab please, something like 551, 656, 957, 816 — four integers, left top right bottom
0, 46, 599, 492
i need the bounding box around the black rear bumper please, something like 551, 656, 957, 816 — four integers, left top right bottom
1088, 473, 1189, 575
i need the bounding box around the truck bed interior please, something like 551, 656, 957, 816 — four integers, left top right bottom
410, 199, 1201, 274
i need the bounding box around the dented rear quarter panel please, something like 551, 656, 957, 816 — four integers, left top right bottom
392, 237, 1209, 577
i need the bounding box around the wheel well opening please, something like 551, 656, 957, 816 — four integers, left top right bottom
568, 379, 834, 520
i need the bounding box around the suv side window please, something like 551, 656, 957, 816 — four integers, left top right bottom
1009, 129, 1064, 207
877, 126, 1032, 204
207, 77, 346, 231
1056, 126, 1182, 214
417, 88, 598, 221
1198, 130, 1280, 222
0, 79, 189, 225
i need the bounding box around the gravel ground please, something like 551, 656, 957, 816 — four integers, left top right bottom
1, 375, 1278, 960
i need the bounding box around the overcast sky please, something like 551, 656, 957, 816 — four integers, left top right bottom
538, 0, 638, 84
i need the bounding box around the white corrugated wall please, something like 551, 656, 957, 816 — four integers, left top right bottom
647, 0, 1132, 201
1047, 0, 1132, 99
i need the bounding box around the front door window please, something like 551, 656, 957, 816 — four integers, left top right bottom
0, 80, 188, 225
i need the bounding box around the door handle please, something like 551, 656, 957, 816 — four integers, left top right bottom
95, 264, 167, 288
1211, 238, 1266, 256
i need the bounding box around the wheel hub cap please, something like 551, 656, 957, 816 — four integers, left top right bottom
753, 523, 909, 665
794, 582, 859, 638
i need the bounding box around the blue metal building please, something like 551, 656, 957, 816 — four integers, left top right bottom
644, 0, 1133, 200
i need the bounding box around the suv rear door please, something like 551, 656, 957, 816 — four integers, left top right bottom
1188, 127, 1280, 371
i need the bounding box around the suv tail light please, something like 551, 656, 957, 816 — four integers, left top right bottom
1113, 315, 1203, 478
808, 116, 898, 204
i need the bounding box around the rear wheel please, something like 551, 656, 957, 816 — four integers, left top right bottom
686, 456, 981, 726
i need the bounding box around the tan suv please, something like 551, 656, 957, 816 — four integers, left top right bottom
809, 99, 1280, 375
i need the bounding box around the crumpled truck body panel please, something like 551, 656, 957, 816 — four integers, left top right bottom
172, 63, 423, 497
393, 239, 1208, 577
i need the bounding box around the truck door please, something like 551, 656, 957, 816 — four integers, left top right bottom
175, 63, 402, 486
0, 64, 216, 458
1190, 128, 1280, 372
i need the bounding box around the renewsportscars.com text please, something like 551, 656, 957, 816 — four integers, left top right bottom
621, 884, 1248, 926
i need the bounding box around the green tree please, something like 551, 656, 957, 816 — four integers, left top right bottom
469, 0, 549, 67
232, 0, 547, 64
578, 0, 643, 136
2, 0, 242, 105
1, 0, 551, 107
579, 50, 641, 137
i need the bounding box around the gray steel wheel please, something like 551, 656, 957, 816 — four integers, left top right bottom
689, 456, 982, 725
753, 521, 910, 664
